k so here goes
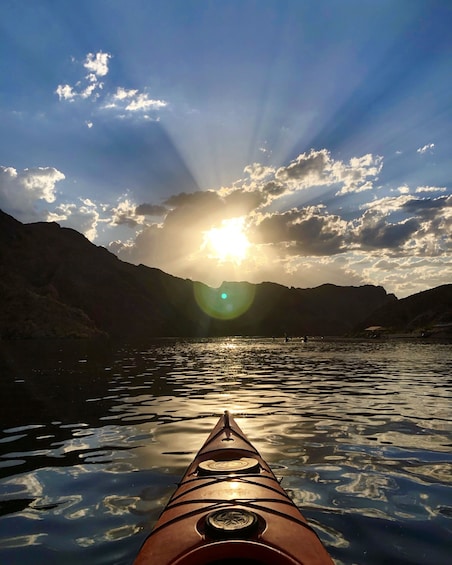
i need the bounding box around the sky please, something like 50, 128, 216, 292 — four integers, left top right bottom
0, 0, 451, 299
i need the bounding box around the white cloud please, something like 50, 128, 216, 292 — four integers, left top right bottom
361, 254, 451, 298
83, 51, 111, 77
55, 84, 76, 101
125, 93, 167, 112
244, 163, 274, 180
109, 197, 146, 228
79, 81, 99, 100
47, 199, 100, 240
261, 149, 384, 198
415, 185, 446, 193
55, 51, 111, 102
417, 143, 435, 154
106, 88, 168, 114
55, 52, 168, 122
361, 194, 412, 216
275, 149, 331, 187
333, 153, 383, 195
0, 166, 65, 220
113, 87, 138, 100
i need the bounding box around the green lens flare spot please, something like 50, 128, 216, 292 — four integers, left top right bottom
194, 282, 255, 320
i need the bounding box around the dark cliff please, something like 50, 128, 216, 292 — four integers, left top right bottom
356, 284, 452, 335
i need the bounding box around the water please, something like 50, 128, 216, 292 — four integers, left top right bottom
0, 338, 451, 565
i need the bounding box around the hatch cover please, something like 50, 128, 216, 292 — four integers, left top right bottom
198, 457, 259, 474
205, 508, 258, 538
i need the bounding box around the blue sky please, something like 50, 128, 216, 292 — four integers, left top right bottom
1, 0, 450, 298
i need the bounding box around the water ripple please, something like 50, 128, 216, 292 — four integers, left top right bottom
0, 338, 450, 565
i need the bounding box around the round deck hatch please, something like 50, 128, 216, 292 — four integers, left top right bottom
205, 508, 258, 538
198, 457, 259, 474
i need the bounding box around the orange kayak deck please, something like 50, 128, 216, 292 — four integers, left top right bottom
135, 411, 334, 565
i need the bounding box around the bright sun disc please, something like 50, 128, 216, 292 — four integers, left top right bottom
203, 218, 250, 263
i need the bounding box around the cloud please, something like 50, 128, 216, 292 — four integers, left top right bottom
352, 210, 420, 250
104, 147, 450, 287
361, 194, 413, 216
55, 51, 111, 102
104, 87, 167, 114
363, 192, 449, 227
417, 143, 435, 154
162, 189, 265, 228
135, 203, 168, 217
0, 165, 65, 221
401, 195, 450, 218
275, 149, 331, 186
109, 197, 146, 228
83, 51, 111, 77
47, 199, 100, 240
244, 162, 274, 180
223, 189, 266, 215
275, 149, 383, 194
164, 190, 221, 213
110, 188, 265, 274
353, 194, 450, 257
220, 149, 383, 207
332, 153, 383, 195
361, 254, 450, 298
415, 185, 446, 193
269, 149, 382, 198
110, 220, 193, 270
55, 51, 168, 126
55, 84, 76, 101
250, 206, 347, 256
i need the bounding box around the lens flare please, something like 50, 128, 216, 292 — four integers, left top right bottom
194, 281, 255, 320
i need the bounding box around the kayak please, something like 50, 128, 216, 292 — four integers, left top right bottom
134, 411, 334, 565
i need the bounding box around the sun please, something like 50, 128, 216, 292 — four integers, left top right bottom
203, 217, 250, 263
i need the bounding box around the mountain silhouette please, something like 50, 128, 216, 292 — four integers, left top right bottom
1, 209, 449, 340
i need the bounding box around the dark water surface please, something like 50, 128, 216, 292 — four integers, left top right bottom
0, 338, 451, 564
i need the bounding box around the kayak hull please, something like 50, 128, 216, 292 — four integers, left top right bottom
135, 412, 333, 565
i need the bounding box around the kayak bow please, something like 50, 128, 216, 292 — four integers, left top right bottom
135, 411, 334, 565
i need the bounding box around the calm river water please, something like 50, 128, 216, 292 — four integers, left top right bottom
0, 338, 451, 565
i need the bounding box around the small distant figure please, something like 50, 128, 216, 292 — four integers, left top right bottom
303, 335, 308, 343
